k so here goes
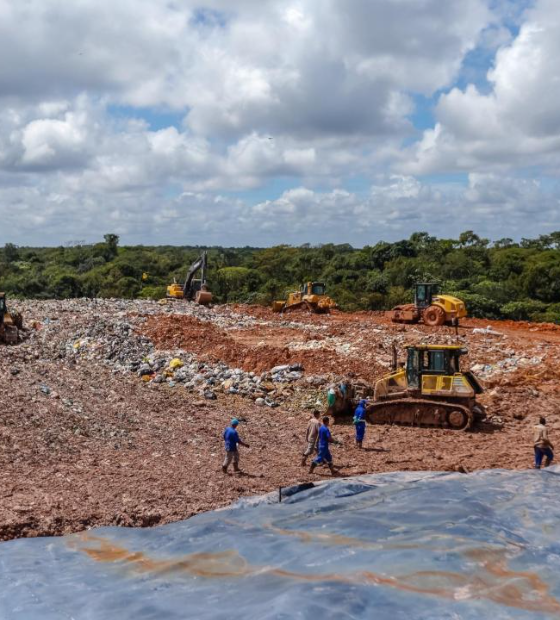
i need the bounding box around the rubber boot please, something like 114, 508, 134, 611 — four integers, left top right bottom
301, 456, 307, 466
222, 465, 227, 474
233, 463, 240, 473
309, 462, 317, 474
356, 441, 363, 449
328, 463, 336, 476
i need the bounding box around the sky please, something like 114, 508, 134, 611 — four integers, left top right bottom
1, 0, 559, 247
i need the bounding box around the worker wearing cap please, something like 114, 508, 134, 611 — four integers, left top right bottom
353, 399, 367, 449
222, 418, 249, 473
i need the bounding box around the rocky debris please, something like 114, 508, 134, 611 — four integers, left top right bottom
472, 325, 503, 337
129, 352, 303, 406
24, 302, 311, 407
471, 355, 544, 380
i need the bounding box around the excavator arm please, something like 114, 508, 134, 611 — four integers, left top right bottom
182, 251, 207, 297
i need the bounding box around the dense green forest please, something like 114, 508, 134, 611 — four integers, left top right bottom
2, 231, 560, 322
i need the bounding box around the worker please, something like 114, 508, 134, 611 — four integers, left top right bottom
301, 410, 321, 466
327, 385, 336, 408
222, 418, 249, 474
353, 399, 367, 449
309, 416, 336, 475
534, 416, 554, 469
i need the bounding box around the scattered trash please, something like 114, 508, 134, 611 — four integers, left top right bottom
473, 326, 503, 337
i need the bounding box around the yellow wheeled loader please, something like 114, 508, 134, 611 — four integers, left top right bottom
272, 282, 337, 314
0, 293, 23, 345
389, 283, 466, 326
331, 344, 486, 431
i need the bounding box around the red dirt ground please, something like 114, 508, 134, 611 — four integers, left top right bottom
1, 300, 559, 542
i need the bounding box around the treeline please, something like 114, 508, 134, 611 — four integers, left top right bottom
2, 231, 560, 322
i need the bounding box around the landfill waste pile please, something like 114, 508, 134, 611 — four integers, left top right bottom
2, 467, 560, 620
1, 298, 560, 541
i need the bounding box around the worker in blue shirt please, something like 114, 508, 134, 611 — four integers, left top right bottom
222, 418, 249, 473
353, 399, 367, 449
309, 416, 336, 475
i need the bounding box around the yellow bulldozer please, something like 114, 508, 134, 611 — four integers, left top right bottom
0, 293, 23, 345
389, 283, 466, 326
272, 281, 337, 314
166, 251, 212, 305
330, 343, 486, 431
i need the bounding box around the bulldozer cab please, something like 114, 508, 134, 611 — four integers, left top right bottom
301, 282, 326, 296
414, 283, 438, 308
310, 282, 325, 296
406, 345, 465, 389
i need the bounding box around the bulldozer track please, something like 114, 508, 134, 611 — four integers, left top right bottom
366, 398, 479, 431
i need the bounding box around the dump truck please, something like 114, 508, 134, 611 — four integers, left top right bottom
330, 344, 486, 431
166, 251, 212, 305
0, 293, 23, 345
390, 283, 467, 326
272, 282, 337, 314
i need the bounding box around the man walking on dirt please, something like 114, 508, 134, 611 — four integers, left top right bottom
534, 416, 554, 469
222, 418, 249, 474
302, 410, 321, 466
309, 416, 336, 476
353, 399, 367, 449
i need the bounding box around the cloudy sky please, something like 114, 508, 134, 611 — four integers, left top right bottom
1, 0, 559, 247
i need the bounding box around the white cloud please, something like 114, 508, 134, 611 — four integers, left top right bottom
0, 0, 558, 246
402, 0, 560, 174
1, 173, 559, 247
0, 0, 490, 141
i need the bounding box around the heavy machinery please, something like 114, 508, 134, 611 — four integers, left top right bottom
390, 283, 467, 326
0, 293, 23, 345
272, 282, 337, 314
166, 251, 213, 305
331, 344, 486, 431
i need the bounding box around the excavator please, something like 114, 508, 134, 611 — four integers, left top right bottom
272, 282, 337, 314
389, 283, 467, 326
0, 293, 23, 345
166, 251, 213, 305
329, 343, 487, 431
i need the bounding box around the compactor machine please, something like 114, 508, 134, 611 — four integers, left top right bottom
0, 293, 23, 345
272, 282, 337, 314
390, 283, 467, 326
331, 344, 486, 431
166, 251, 212, 305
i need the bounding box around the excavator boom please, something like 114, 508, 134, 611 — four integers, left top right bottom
166, 251, 212, 304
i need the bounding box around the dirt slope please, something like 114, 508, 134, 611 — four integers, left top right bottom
1, 300, 559, 541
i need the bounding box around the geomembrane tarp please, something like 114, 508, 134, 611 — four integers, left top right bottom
2, 468, 560, 620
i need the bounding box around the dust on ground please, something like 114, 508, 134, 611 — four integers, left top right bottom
1, 299, 559, 542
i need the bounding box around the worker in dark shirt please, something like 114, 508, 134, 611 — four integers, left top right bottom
309, 416, 336, 475
222, 418, 249, 473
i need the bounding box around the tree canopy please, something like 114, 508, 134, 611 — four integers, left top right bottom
2, 231, 560, 323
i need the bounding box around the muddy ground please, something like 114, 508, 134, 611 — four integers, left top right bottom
1, 299, 559, 541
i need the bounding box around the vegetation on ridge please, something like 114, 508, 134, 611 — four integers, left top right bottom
2, 231, 560, 322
